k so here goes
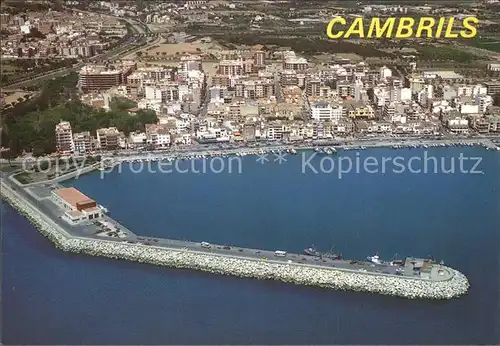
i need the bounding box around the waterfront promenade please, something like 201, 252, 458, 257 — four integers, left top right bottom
2, 135, 499, 167
102, 136, 500, 162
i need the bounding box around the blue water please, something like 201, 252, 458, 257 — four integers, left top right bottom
2, 148, 500, 344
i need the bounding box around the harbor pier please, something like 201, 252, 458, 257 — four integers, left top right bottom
1, 176, 470, 300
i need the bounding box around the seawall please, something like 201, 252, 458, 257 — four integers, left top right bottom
1, 181, 470, 300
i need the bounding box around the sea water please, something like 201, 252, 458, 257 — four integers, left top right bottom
2, 147, 499, 344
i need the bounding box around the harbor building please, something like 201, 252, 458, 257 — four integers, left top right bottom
52, 187, 102, 224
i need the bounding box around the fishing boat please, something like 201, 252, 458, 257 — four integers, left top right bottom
303, 245, 342, 260
303, 245, 320, 256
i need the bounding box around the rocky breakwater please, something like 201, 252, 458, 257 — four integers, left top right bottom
63, 239, 469, 299
2, 182, 470, 300
1, 182, 72, 249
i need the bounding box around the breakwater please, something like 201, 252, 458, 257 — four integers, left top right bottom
1, 181, 470, 300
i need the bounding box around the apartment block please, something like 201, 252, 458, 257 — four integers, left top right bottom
96, 127, 120, 151
55, 121, 74, 154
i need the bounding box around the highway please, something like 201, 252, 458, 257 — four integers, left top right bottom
3, 10, 154, 89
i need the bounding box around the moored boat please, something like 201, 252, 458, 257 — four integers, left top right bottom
303, 246, 320, 256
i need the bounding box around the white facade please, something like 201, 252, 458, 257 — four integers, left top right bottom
459, 104, 480, 114
310, 102, 342, 121
400, 88, 412, 102
457, 85, 473, 97
379, 66, 392, 80
51, 189, 102, 225
145, 86, 162, 101
472, 84, 488, 96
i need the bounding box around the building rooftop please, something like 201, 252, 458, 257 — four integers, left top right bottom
54, 187, 95, 208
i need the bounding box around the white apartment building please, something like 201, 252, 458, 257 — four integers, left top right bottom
145, 124, 171, 148
73, 131, 94, 154
448, 118, 469, 134
310, 101, 342, 121
55, 121, 74, 154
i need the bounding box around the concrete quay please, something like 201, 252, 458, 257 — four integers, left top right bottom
1, 179, 470, 300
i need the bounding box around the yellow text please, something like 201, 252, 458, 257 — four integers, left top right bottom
326, 16, 479, 39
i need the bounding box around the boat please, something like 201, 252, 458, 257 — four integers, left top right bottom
324, 252, 342, 260
303, 245, 342, 260
290, 148, 297, 154
367, 254, 382, 264
303, 245, 320, 256
324, 148, 333, 155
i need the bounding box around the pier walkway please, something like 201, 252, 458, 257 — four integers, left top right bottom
2, 176, 454, 283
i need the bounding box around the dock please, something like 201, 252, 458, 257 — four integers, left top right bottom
1, 174, 470, 300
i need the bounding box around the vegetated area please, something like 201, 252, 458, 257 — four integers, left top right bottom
13, 172, 33, 184
1, 73, 157, 158
12, 156, 102, 184
467, 37, 500, 53
415, 45, 479, 63
213, 33, 394, 58
0, 57, 78, 86
1, 0, 63, 14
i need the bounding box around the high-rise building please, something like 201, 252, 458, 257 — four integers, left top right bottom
79, 62, 137, 92
96, 127, 120, 151
73, 131, 95, 154
55, 121, 74, 154
254, 51, 266, 67
306, 79, 321, 97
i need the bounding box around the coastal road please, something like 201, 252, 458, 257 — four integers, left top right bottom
3, 35, 159, 89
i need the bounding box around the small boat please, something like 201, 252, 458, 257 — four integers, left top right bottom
304, 246, 320, 256
290, 148, 297, 154
367, 254, 382, 264
325, 253, 342, 260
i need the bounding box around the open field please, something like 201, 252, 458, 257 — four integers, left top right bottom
2, 91, 33, 106
475, 40, 500, 53
123, 39, 225, 60
1, 64, 21, 72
